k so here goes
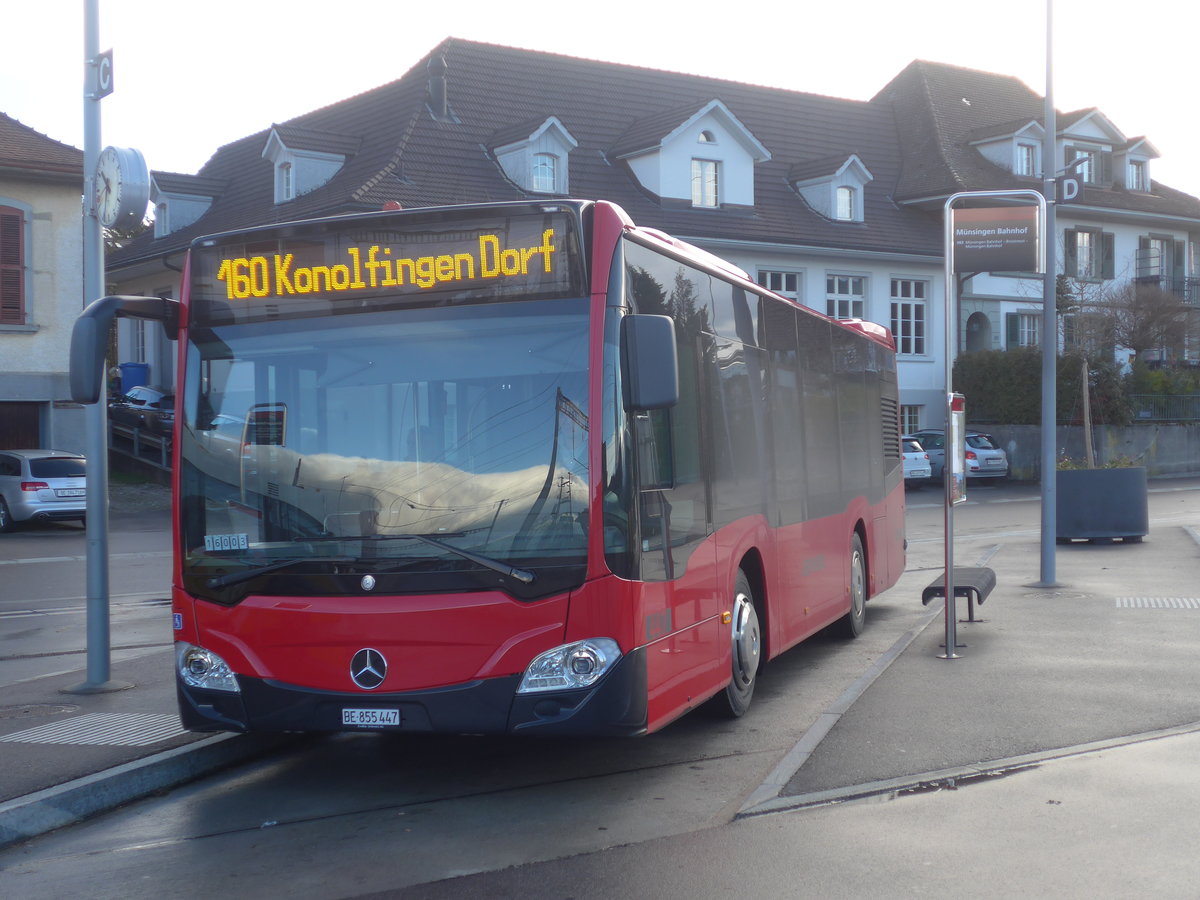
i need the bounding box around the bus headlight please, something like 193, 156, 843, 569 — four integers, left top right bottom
517, 638, 621, 693
176, 642, 241, 693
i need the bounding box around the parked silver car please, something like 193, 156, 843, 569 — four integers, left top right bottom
909, 429, 1008, 481
0, 449, 87, 531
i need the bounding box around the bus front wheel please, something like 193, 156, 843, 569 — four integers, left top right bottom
840, 533, 867, 638
717, 570, 761, 718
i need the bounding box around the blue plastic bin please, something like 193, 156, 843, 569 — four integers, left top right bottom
119, 362, 150, 393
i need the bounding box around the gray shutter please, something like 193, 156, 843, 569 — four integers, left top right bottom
0, 207, 25, 326
1102, 232, 1115, 280
1006, 312, 1020, 348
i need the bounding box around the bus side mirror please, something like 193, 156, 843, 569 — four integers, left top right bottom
70, 295, 181, 403
622, 314, 678, 410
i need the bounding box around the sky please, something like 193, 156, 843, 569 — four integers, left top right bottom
5, 1, 1200, 199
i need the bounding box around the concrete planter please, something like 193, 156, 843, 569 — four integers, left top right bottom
1056, 466, 1149, 543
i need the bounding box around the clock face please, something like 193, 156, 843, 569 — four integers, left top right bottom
94, 146, 150, 228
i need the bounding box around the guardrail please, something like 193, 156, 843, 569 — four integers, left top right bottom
1129, 394, 1200, 422
109, 423, 171, 469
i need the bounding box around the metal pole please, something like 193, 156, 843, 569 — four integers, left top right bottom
1038, 0, 1060, 586
941, 203, 959, 658
940, 188, 1046, 657
67, 0, 127, 694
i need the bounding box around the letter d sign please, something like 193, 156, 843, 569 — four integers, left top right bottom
1056, 174, 1081, 204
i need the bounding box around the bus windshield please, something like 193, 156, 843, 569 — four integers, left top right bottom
179, 297, 591, 600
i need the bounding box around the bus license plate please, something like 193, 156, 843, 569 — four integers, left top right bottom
342, 708, 400, 727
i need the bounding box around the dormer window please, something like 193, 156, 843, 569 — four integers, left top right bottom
261, 126, 353, 205
1128, 159, 1148, 192
531, 153, 558, 193
277, 162, 294, 202
1066, 145, 1111, 186
835, 186, 855, 221
1016, 142, 1038, 177
692, 159, 720, 208
149, 173, 219, 237
791, 154, 871, 223
493, 117, 577, 195
1072, 148, 1097, 183
615, 99, 769, 208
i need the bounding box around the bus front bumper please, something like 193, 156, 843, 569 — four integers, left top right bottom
177, 646, 648, 737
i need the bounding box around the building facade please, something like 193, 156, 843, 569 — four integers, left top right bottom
107, 40, 1200, 433
0, 113, 87, 451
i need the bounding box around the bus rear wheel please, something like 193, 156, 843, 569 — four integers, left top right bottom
840, 533, 867, 638
716, 571, 761, 718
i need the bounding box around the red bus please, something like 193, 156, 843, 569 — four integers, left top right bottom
72, 200, 905, 736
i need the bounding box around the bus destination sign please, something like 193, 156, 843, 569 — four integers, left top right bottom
191, 210, 584, 321
215, 228, 560, 300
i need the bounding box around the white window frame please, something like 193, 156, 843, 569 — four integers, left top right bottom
890, 278, 928, 356
153, 202, 169, 239
277, 161, 295, 202
691, 158, 720, 208
1016, 142, 1038, 177
531, 153, 558, 193
826, 274, 866, 319
1070, 147, 1099, 185
835, 186, 855, 221
133, 318, 147, 363
1076, 229, 1097, 281
900, 405, 922, 435
757, 269, 801, 301
1018, 312, 1040, 348
1128, 159, 1148, 192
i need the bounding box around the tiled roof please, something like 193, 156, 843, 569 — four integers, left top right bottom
0, 112, 83, 179
109, 40, 1200, 272
269, 123, 362, 156
874, 60, 1200, 218
788, 154, 860, 183
151, 172, 227, 196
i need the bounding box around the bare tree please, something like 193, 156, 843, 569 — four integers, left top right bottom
1062, 278, 1193, 363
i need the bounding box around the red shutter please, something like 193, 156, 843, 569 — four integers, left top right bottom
0, 206, 25, 325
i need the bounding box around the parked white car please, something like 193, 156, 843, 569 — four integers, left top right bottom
902, 437, 932, 488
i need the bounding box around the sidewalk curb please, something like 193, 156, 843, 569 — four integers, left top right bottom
0, 731, 299, 851
738, 720, 1200, 818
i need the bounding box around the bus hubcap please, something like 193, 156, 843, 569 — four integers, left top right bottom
731, 593, 760, 686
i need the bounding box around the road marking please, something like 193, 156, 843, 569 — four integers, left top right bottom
0, 712, 185, 747
1116, 597, 1200, 609
0, 551, 170, 567
0, 596, 169, 619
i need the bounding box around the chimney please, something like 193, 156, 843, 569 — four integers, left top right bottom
427, 55, 449, 121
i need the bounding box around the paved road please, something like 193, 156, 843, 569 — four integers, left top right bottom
2, 479, 1198, 898
0, 502, 172, 688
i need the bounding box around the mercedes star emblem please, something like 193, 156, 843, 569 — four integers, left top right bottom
361, 575, 376, 591
350, 648, 387, 690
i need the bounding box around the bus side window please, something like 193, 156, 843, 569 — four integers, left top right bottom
635, 409, 674, 491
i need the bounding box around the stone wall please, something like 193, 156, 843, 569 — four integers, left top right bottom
982, 424, 1200, 481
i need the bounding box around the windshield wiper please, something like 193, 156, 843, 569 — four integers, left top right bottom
206, 556, 356, 590
304, 533, 535, 585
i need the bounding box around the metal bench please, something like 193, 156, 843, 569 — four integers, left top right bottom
922, 566, 996, 623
